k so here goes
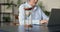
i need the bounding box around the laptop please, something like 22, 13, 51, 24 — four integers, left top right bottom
48, 8, 60, 27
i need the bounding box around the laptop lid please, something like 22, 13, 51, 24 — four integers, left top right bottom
48, 8, 60, 26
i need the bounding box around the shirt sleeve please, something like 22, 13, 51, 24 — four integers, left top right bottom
38, 6, 49, 20
41, 10, 49, 20
19, 5, 25, 25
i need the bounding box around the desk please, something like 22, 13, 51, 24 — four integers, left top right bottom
18, 25, 48, 32
19, 25, 60, 32
0, 24, 60, 32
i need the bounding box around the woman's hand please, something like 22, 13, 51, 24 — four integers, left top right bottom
40, 20, 48, 24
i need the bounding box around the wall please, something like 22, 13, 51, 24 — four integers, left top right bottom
40, 0, 60, 12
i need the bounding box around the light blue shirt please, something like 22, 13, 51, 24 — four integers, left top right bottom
19, 2, 49, 25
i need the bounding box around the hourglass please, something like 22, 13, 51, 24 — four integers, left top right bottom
24, 6, 33, 28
